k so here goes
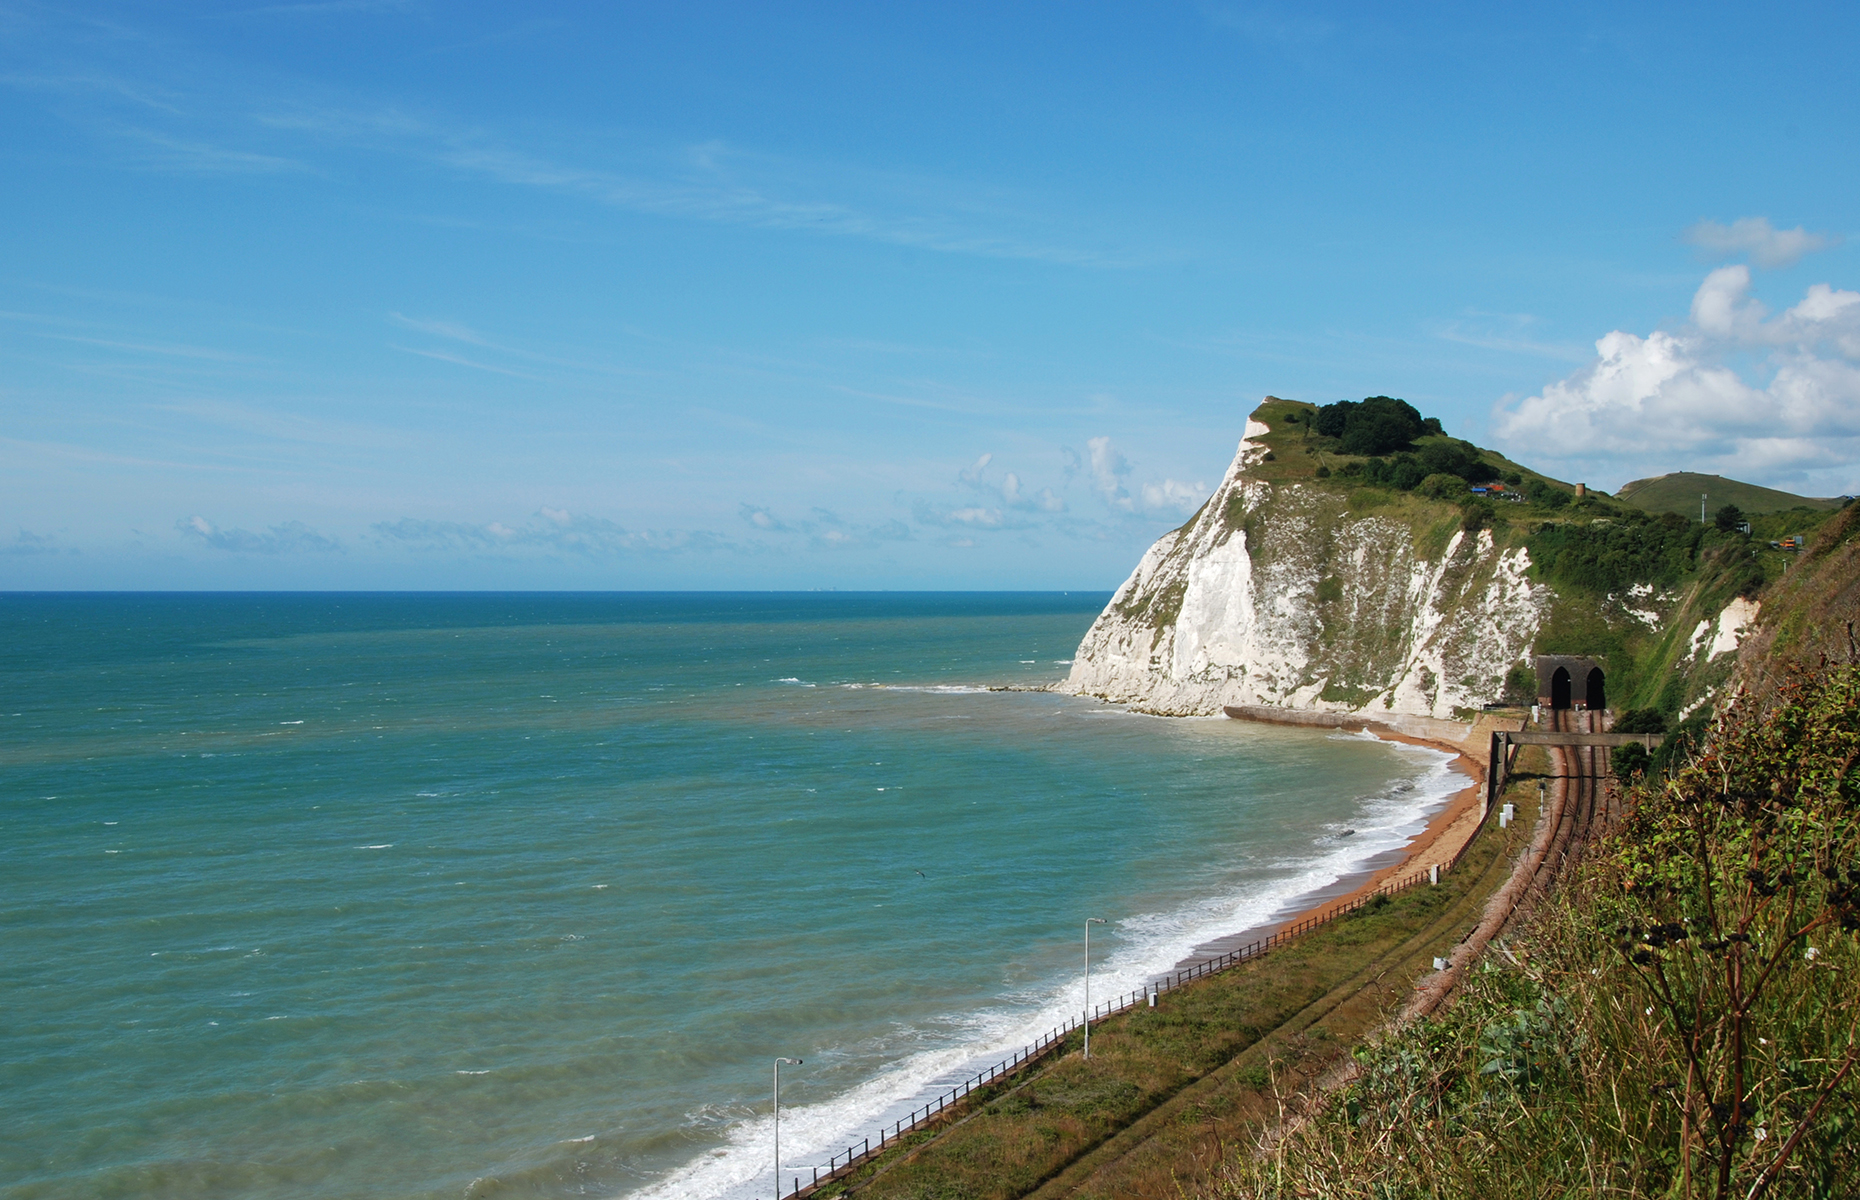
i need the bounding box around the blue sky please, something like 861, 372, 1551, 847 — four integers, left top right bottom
4, 2, 1857, 589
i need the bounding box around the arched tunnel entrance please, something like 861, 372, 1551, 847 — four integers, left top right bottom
1537, 655, 1607, 715
1551, 667, 1571, 710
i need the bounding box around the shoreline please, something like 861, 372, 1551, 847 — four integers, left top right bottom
784, 713, 1500, 1198
1160, 718, 1497, 979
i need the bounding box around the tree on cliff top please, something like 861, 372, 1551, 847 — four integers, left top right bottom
1313, 395, 1426, 455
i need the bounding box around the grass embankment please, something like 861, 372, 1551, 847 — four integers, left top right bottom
1615, 471, 1845, 518
819, 769, 1548, 1200
1211, 669, 1860, 1199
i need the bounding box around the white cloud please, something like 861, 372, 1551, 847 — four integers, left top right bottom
179, 515, 340, 553
1491, 264, 1860, 491
1086, 436, 1131, 507
1000, 472, 1065, 512
1684, 217, 1841, 270
738, 503, 789, 532
1084, 436, 1204, 515
957, 453, 1067, 514
1140, 479, 1209, 514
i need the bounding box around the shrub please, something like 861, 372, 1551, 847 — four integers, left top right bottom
1614, 707, 1667, 733
1460, 499, 1496, 532
1526, 478, 1571, 509
1609, 741, 1651, 777
1390, 457, 1427, 491
1503, 663, 1537, 705
1419, 472, 1466, 500
1419, 439, 1484, 481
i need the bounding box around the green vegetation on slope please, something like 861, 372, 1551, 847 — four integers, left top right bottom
1618, 471, 1847, 519
1735, 503, 1860, 708
1251, 396, 1581, 518
1212, 665, 1860, 1200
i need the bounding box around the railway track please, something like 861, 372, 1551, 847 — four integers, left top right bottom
1534, 707, 1613, 897
1405, 705, 1615, 1020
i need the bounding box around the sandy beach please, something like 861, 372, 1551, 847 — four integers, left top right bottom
1160, 718, 1508, 978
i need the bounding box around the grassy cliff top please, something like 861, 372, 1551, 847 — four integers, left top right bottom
1241, 397, 1628, 519
1615, 470, 1847, 517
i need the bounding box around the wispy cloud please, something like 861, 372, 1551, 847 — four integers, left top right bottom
374, 508, 736, 555
1433, 313, 1590, 362
229, 0, 421, 17
39, 332, 263, 362
1684, 217, 1841, 271
178, 515, 340, 553
1, 529, 66, 557
386, 312, 651, 378
916, 503, 1009, 530
0, 70, 181, 112
388, 344, 546, 379
6, 8, 1154, 266
112, 126, 310, 174
1201, 3, 1337, 47
736, 503, 911, 549
237, 93, 1154, 265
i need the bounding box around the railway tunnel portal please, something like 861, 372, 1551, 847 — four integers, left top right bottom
1535, 654, 1605, 712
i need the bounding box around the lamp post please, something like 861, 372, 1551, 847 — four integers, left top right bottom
773, 1056, 802, 1199
1083, 917, 1106, 1059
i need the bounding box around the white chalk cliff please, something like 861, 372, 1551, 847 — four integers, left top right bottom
1057, 417, 1554, 718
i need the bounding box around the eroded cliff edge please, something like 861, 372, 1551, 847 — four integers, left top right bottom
1056, 408, 1551, 719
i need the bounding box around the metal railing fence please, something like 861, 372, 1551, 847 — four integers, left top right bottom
783, 787, 1503, 1198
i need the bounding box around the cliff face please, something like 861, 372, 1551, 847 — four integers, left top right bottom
1057, 419, 1553, 719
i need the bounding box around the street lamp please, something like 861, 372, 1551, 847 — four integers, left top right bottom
1083, 917, 1107, 1059
773, 1056, 802, 1199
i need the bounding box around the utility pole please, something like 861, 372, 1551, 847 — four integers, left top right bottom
1701, 493, 1708, 523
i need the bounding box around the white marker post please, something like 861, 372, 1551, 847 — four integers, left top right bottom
773, 1057, 802, 1198
1083, 918, 1107, 1059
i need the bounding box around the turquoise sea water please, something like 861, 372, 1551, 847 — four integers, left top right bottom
0, 594, 1463, 1200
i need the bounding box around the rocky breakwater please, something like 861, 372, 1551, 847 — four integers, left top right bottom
1056, 404, 1554, 720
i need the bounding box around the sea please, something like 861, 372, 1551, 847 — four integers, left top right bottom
0, 593, 1467, 1200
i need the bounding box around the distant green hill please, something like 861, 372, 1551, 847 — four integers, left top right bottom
1615, 471, 1846, 518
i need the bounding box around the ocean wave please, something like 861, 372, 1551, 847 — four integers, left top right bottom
629, 739, 1470, 1200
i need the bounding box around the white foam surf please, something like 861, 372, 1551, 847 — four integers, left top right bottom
623, 737, 1470, 1200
